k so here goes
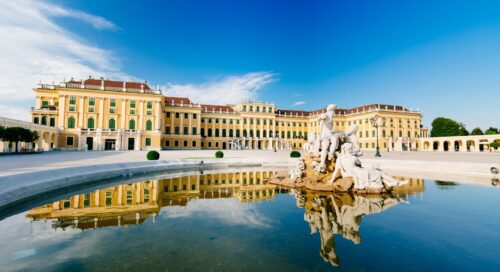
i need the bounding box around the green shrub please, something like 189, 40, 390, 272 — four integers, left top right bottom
147, 150, 160, 160
490, 142, 499, 149
290, 150, 301, 158
215, 150, 224, 158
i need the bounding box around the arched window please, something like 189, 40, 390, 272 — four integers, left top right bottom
41, 116, 47, 125
263, 130, 267, 138
208, 128, 213, 137
250, 130, 254, 137
146, 120, 152, 131
67, 117, 75, 129
269, 130, 273, 137
243, 130, 247, 137
399, 131, 402, 137
256, 130, 260, 137
215, 129, 220, 137
129, 119, 136, 130
382, 130, 386, 137
87, 118, 95, 129
229, 129, 233, 137
108, 119, 116, 130
222, 129, 226, 137
236, 129, 240, 137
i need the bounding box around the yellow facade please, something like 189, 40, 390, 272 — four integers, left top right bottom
31, 78, 422, 151
26, 170, 279, 229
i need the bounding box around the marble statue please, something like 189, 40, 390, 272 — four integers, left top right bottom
287, 103, 408, 192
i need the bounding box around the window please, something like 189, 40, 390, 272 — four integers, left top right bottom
69, 96, 76, 105
110, 99, 116, 107
108, 119, 116, 130
42, 100, 49, 107
243, 105, 247, 112
105, 192, 112, 206
229, 129, 233, 137
193, 114, 197, 119
183, 126, 188, 135
192, 127, 197, 135
250, 106, 253, 111
175, 140, 179, 147
165, 140, 170, 147
67, 117, 75, 128
183, 141, 187, 147
89, 107, 95, 113
250, 119, 254, 125
192, 141, 196, 147
109, 108, 115, 114
175, 112, 179, 118
166, 112, 171, 118
87, 118, 95, 129
33, 117, 39, 124
145, 138, 151, 146
166, 126, 171, 134
223, 119, 226, 124
69, 106, 75, 112
222, 129, 226, 137
66, 136, 74, 146
147, 101, 152, 109
129, 119, 136, 130
89, 97, 95, 106
256, 106, 260, 112
41, 116, 47, 125
184, 113, 188, 119
215, 129, 220, 137
175, 126, 180, 135
146, 120, 152, 131
130, 100, 136, 108
208, 128, 212, 137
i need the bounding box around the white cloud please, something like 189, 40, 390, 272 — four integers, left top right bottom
161, 198, 272, 229
292, 101, 306, 106
0, 0, 128, 121
164, 72, 276, 104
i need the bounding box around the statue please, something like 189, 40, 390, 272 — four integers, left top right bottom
269, 104, 408, 193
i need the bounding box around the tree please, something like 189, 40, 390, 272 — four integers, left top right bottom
2, 127, 37, 153
430, 117, 468, 137
470, 127, 483, 135
0, 126, 5, 141
485, 127, 499, 135
490, 142, 499, 150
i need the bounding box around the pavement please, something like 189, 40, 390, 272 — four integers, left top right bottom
0, 149, 499, 177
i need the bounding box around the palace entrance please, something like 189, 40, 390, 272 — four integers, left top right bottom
105, 139, 116, 150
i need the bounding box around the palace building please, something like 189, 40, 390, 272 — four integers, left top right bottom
30, 77, 423, 151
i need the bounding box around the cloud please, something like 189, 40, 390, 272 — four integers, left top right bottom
164, 72, 276, 104
292, 101, 306, 106
0, 0, 128, 121
161, 198, 272, 229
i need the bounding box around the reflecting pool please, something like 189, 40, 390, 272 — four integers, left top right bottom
0, 169, 499, 271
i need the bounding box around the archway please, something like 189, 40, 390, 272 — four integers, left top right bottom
443, 141, 450, 151
454, 141, 461, 152
42, 132, 50, 151
50, 133, 56, 150
466, 140, 475, 152
423, 141, 430, 151
433, 141, 439, 151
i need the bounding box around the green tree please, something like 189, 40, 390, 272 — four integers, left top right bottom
0, 126, 5, 141
2, 127, 37, 153
485, 127, 499, 135
470, 127, 483, 135
430, 117, 468, 137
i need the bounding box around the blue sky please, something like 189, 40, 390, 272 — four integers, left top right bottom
1, 0, 499, 129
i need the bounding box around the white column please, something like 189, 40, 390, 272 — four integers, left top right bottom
138, 101, 144, 130
121, 99, 127, 129
98, 98, 104, 128
155, 101, 161, 131
78, 96, 84, 128
57, 95, 66, 129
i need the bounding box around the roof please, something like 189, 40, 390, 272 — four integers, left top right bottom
275, 109, 311, 117
65, 78, 158, 94
201, 104, 235, 113
164, 96, 192, 105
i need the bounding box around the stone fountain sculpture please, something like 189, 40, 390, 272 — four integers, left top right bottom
272, 104, 407, 193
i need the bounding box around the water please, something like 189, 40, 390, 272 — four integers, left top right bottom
0, 169, 499, 272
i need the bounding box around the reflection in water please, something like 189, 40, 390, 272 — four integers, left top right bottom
435, 180, 459, 189
290, 177, 424, 267
27, 170, 282, 230
26, 171, 423, 269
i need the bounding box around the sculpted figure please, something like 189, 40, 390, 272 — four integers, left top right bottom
317, 104, 337, 172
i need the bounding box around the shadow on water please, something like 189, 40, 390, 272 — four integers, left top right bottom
434, 180, 459, 189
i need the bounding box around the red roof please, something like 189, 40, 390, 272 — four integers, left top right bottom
68, 78, 151, 90
275, 109, 311, 117
201, 104, 235, 113
164, 96, 192, 105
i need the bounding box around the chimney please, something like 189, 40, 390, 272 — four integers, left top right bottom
140, 84, 144, 93
100, 78, 104, 90
81, 80, 85, 89
123, 81, 126, 92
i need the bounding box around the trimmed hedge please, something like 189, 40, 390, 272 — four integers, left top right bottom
290, 150, 301, 158
215, 150, 224, 158
147, 150, 160, 160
